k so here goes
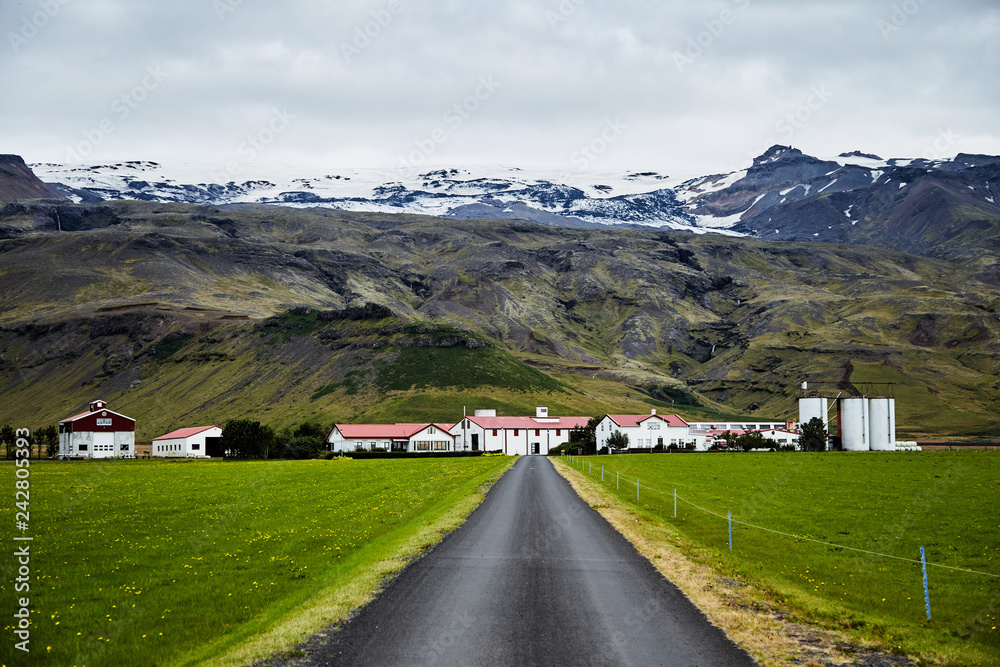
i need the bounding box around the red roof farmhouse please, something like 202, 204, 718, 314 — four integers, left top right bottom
58, 400, 135, 458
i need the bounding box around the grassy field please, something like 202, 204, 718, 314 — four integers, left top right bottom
560, 451, 1000, 666
0, 456, 513, 666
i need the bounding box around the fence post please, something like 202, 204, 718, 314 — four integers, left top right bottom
921, 546, 931, 620
728, 510, 732, 551
637, 478, 639, 501
601, 466, 604, 481
617, 470, 619, 490
674, 489, 677, 518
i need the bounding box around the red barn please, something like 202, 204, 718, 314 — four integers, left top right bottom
58, 400, 136, 458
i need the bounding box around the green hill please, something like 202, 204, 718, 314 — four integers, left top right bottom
1, 201, 998, 440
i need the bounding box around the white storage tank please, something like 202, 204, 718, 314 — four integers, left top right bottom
798, 397, 828, 429
868, 398, 896, 451
838, 397, 869, 451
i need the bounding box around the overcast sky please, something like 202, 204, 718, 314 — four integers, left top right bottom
2, 0, 998, 179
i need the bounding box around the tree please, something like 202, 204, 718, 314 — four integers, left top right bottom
734, 431, 767, 452
37, 425, 59, 458
1, 425, 15, 459
222, 419, 275, 459
799, 417, 827, 452
607, 430, 629, 450
568, 416, 600, 454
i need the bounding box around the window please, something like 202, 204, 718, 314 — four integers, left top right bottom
514, 429, 519, 436
492, 429, 498, 436
556, 429, 561, 436
414, 441, 430, 451
79, 444, 88, 451
190, 443, 199, 450
96, 418, 112, 426
433, 441, 448, 451
535, 429, 540, 436
648, 422, 660, 430
122, 443, 130, 451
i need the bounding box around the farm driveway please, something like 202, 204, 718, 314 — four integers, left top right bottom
297, 456, 757, 666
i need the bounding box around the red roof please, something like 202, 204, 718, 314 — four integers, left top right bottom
333, 423, 454, 439
153, 426, 220, 441
605, 414, 688, 428
60, 406, 134, 424
462, 416, 591, 430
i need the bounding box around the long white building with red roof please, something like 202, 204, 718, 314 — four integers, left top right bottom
58, 400, 135, 458
449, 407, 591, 455
327, 422, 456, 453
152, 425, 222, 458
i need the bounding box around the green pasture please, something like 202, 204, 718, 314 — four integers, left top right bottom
563, 451, 1000, 666
0, 456, 512, 666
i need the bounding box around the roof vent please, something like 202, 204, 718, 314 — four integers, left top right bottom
90, 400, 107, 412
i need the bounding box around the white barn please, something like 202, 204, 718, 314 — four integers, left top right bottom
58, 400, 135, 458
151, 425, 221, 458
327, 423, 456, 453
596, 411, 693, 451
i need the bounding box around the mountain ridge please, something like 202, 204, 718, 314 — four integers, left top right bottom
21, 146, 1000, 257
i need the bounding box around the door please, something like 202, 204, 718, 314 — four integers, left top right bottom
471, 434, 479, 451
531, 442, 540, 455
93, 432, 115, 458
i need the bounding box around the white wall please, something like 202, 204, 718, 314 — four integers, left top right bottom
59, 431, 135, 458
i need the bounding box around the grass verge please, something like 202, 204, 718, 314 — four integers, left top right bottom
553, 453, 1000, 666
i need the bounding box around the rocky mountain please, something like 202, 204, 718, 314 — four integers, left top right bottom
1, 201, 998, 440
26, 147, 1000, 257
0, 154, 63, 202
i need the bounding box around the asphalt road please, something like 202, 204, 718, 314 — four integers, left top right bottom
306, 456, 758, 666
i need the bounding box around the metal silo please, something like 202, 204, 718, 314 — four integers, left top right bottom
838, 397, 869, 451
798, 397, 828, 428
868, 398, 896, 451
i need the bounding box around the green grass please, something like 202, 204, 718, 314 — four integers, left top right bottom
0, 457, 512, 666
375, 346, 566, 393
563, 452, 1000, 665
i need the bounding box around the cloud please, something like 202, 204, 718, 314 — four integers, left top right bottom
1, 0, 997, 174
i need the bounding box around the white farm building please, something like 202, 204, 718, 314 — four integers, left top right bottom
596, 411, 693, 451
449, 408, 590, 456
151, 426, 221, 458
327, 423, 456, 453
58, 400, 135, 458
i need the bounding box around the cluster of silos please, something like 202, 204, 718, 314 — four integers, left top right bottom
798, 386, 896, 452
837, 396, 896, 451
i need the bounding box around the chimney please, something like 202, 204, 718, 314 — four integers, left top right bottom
651, 408, 657, 415
90, 400, 107, 412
